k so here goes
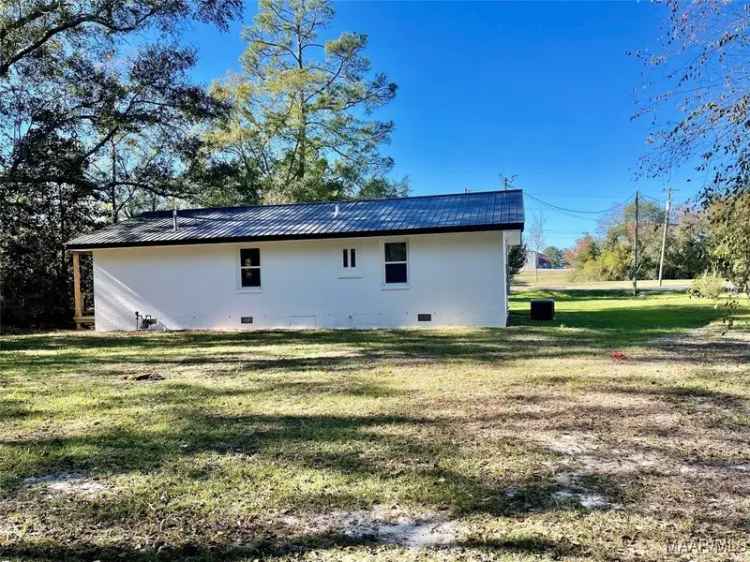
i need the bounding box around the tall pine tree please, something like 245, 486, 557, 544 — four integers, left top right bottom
199, 0, 407, 205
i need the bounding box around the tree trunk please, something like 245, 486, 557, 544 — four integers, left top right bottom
296, 16, 306, 182
110, 141, 118, 223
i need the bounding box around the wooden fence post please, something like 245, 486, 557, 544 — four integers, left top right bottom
72, 252, 83, 329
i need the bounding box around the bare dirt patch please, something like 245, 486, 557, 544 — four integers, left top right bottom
543, 432, 601, 456
22, 473, 108, 497
279, 505, 459, 548
552, 488, 613, 509
539, 432, 651, 509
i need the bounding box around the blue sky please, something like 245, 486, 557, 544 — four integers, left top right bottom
186, 1, 691, 248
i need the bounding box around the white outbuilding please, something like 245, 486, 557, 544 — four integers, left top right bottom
66, 190, 524, 331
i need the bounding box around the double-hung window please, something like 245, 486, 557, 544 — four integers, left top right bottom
384, 242, 407, 284
240, 248, 261, 288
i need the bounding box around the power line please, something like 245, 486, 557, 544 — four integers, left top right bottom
639, 192, 665, 205
544, 229, 598, 234
523, 192, 640, 229
524, 192, 626, 215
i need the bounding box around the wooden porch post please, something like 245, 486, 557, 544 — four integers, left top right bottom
72, 252, 83, 329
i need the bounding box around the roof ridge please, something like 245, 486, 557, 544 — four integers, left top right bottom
138, 189, 523, 219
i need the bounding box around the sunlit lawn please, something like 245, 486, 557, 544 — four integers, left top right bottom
0, 291, 749, 561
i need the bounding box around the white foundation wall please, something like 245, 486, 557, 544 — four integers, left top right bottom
93, 230, 515, 331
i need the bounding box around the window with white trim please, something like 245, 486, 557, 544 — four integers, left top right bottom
384, 242, 407, 284
240, 248, 261, 287
342, 248, 357, 269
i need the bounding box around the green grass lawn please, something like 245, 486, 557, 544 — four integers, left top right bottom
1, 291, 749, 561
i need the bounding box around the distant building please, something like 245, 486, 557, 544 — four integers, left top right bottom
521, 250, 552, 272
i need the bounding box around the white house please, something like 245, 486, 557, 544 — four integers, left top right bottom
66, 190, 524, 331
521, 250, 552, 273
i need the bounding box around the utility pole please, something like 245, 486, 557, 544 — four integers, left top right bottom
633, 192, 640, 295
500, 174, 517, 191
658, 186, 673, 287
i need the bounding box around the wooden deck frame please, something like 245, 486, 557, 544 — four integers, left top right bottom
71, 251, 94, 330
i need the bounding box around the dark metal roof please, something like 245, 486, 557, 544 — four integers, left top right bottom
66, 189, 524, 250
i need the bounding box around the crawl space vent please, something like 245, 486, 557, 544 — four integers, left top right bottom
417, 313, 432, 322
241, 316, 254, 324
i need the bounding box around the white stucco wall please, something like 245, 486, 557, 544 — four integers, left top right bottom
92, 230, 518, 331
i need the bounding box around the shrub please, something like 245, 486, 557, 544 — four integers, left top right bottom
688, 273, 725, 300
708, 191, 750, 297
600, 246, 631, 281
570, 258, 604, 282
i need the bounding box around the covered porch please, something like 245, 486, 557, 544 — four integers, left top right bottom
71, 250, 94, 330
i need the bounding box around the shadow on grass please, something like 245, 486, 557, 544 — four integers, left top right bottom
456, 535, 584, 557
1, 290, 748, 560
0, 289, 732, 362
0, 313, 732, 378
0, 408, 624, 517
0, 398, 29, 421
0, 403, 620, 562
0, 394, 746, 559
0, 542, 260, 562
0, 534, 585, 562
